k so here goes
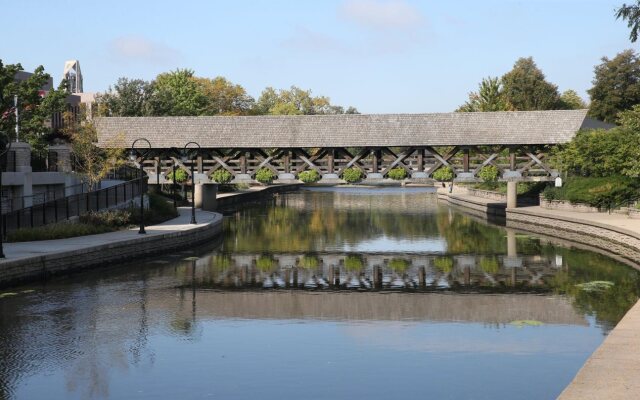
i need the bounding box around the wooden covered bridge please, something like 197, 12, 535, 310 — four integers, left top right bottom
95, 110, 605, 189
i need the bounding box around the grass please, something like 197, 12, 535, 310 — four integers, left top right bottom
7, 193, 179, 242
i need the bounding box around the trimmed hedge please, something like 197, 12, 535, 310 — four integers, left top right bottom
478, 165, 499, 182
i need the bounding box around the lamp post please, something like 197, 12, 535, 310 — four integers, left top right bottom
130, 138, 151, 234
182, 142, 200, 225
0, 133, 12, 258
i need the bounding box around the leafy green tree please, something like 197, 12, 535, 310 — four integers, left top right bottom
0, 61, 67, 147
457, 77, 511, 112
196, 76, 255, 115
255, 85, 357, 115
501, 57, 561, 111
558, 89, 587, 110
95, 78, 152, 117
588, 49, 640, 123
616, 1, 640, 42
555, 106, 640, 177
148, 69, 207, 116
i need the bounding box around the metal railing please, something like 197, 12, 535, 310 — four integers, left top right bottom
1, 166, 146, 235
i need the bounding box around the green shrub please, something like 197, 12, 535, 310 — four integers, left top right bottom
8, 223, 115, 242
79, 209, 131, 227
479, 257, 500, 274
342, 167, 364, 183
299, 255, 320, 269
542, 176, 640, 208
129, 193, 179, 225
387, 167, 407, 180
166, 169, 188, 183
344, 255, 364, 271
298, 169, 321, 183
433, 257, 454, 272
478, 165, 499, 182
211, 169, 233, 184
255, 168, 276, 184
432, 166, 454, 182
388, 258, 410, 272
256, 256, 275, 271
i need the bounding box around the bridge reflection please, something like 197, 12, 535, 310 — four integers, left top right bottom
179, 248, 562, 293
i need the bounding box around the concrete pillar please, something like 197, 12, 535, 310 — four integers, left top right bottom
12, 142, 32, 173
507, 181, 517, 208
194, 183, 217, 211
507, 230, 517, 258
48, 144, 72, 172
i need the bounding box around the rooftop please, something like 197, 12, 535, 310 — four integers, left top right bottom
95, 110, 601, 148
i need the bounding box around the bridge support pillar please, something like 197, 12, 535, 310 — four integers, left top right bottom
194, 183, 217, 211
507, 181, 517, 208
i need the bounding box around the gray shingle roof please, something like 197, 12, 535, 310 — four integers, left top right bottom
95, 110, 593, 148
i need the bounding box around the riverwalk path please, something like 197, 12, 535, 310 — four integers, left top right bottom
0, 207, 219, 262
439, 188, 640, 400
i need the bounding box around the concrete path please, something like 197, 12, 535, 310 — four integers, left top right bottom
0, 207, 220, 264
439, 188, 640, 399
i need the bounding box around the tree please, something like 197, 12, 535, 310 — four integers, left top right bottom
616, 1, 640, 42
196, 77, 255, 115
588, 49, 640, 123
64, 110, 126, 190
501, 57, 561, 111
255, 85, 357, 115
0, 61, 62, 146
147, 69, 207, 116
95, 78, 152, 117
456, 77, 512, 112
558, 89, 587, 110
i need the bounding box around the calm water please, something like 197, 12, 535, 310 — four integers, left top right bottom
1, 187, 639, 400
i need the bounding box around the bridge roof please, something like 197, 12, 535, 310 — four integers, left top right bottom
95, 109, 599, 148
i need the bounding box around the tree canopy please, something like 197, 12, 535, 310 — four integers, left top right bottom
0, 60, 67, 147
96, 71, 358, 117
587, 49, 640, 124
616, 1, 640, 42
559, 90, 587, 110
456, 77, 512, 112
501, 57, 561, 111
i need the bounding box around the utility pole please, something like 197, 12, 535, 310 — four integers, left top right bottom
14, 95, 19, 143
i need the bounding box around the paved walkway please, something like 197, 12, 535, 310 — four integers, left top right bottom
0, 207, 220, 264
440, 188, 640, 399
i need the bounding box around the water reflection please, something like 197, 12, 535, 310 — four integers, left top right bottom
0, 187, 639, 400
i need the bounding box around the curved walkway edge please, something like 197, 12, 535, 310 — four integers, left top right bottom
0, 207, 223, 288
438, 189, 640, 400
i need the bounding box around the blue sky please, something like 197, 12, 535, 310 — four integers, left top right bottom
1, 0, 635, 113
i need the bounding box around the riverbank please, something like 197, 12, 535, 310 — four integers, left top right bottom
437, 187, 640, 399
0, 207, 223, 288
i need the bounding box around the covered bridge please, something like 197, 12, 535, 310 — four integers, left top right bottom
95, 109, 607, 184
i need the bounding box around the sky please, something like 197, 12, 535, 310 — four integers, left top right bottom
1, 0, 636, 113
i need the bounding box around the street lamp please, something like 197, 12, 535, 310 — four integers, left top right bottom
182, 142, 200, 225
130, 138, 151, 234
0, 133, 12, 258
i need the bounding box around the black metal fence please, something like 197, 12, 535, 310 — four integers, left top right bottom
1, 166, 146, 235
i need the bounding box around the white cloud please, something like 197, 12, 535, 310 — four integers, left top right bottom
339, 0, 425, 31
107, 35, 180, 65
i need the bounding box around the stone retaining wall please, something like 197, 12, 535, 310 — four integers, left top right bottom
437, 193, 506, 217
507, 208, 640, 266
539, 197, 600, 213
0, 213, 223, 287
